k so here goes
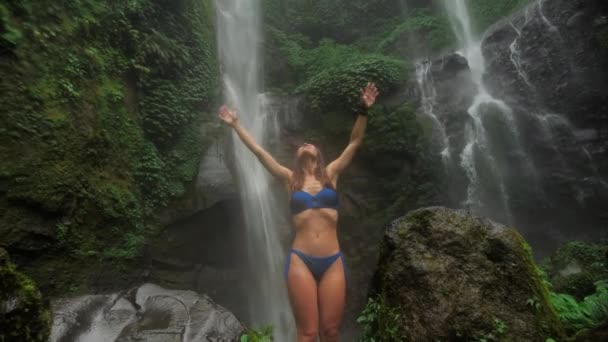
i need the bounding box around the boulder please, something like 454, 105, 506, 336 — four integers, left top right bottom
369, 207, 565, 341
50, 283, 244, 342
541, 241, 608, 299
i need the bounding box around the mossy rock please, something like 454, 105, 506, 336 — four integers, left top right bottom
0, 248, 51, 342
367, 207, 565, 341
541, 241, 608, 300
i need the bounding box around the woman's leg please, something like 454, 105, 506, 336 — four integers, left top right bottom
287, 251, 320, 342
318, 256, 346, 342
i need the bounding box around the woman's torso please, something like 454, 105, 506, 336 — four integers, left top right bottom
287, 174, 339, 256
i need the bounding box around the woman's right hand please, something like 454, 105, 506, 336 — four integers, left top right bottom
218, 105, 239, 127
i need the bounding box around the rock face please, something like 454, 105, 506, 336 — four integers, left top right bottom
50, 283, 244, 342
371, 207, 565, 341
478, 0, 608, 250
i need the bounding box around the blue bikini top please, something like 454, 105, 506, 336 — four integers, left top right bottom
290, 183, 339, 215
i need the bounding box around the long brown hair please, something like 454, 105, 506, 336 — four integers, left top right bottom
289, 146, 334, 192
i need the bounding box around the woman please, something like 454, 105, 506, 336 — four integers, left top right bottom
218, 82, 379, 342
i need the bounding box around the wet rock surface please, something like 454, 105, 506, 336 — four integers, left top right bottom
371, 207, 565, 341
479, 0, 608, 250
50, 283, 244, 342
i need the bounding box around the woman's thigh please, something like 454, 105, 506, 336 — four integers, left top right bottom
318, 257, 346, 338
287, 252, 319, 335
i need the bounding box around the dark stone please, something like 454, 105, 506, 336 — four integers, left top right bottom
50, 283, 244, 342
370, 207, 565, 341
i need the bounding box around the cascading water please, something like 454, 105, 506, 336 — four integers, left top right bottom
433, 0, 608, 254
415, 62, 450, 163
214, 0, 293, 339
506, 0, 598, 202
443, 0, 525, 224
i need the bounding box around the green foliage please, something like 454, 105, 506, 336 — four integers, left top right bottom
264, 0, 407, 44
268, 30, 410, 103
240, 325, 273, 342
376, 8, 454, 55
466, 0, 531, 35
473, 318, 508, 342
365, 104, 422, 158
0, 4, 22, 47
362, 103, 445, 218
295, 48, 409, 111
0, 252, 51, 341
550, 280, 608, 335
0, 0, 218, 294
541, 241, 608, 299
357, 296, 404, 342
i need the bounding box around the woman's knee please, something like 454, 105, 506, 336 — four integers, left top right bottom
297, 327, 318, 342
320, 325, 339, 342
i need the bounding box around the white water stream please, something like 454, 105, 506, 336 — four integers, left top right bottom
443, 0, 519, 224
214, 0, 293, 339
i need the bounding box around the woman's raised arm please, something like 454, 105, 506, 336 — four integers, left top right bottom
326, 82, 379, 181
218, 105, 292, 183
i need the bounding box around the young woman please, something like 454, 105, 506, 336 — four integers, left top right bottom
218, 82, 379, 342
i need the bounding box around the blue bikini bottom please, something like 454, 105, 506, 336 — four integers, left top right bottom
284, 248, 348, 283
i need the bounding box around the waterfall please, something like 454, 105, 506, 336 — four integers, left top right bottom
443, 0, 521, 224
214, 0, 293, 339
415, 61, 450, 163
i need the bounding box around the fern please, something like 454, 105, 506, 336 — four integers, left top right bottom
240, 326, 273, 342
551, 280, 608, 334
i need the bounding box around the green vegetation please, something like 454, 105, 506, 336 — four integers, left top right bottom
541, 241, 608, 299
472, 318, 508, 342
549, 280, 608, 335
538, 241, 608, 338
467, 0, 532, 35
240, 325, 274, 342
363, 104, 444, 219
0, 0, 219, 294
0, 249, 51, 342
357, 296, 404, 342
375, 8, 454, 56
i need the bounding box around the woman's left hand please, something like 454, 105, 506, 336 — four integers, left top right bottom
361, 82, 379, 109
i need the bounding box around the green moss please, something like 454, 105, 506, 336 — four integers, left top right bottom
376, 8, 455, 55
541, 241, 608, 299
0, 250, 51, 342
510, 230, 566, 340
270, 36, 410, 110
0, 0, 219, 296
467, 0, 532, 35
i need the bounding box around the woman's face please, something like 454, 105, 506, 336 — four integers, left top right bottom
296, 142, 318, 159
